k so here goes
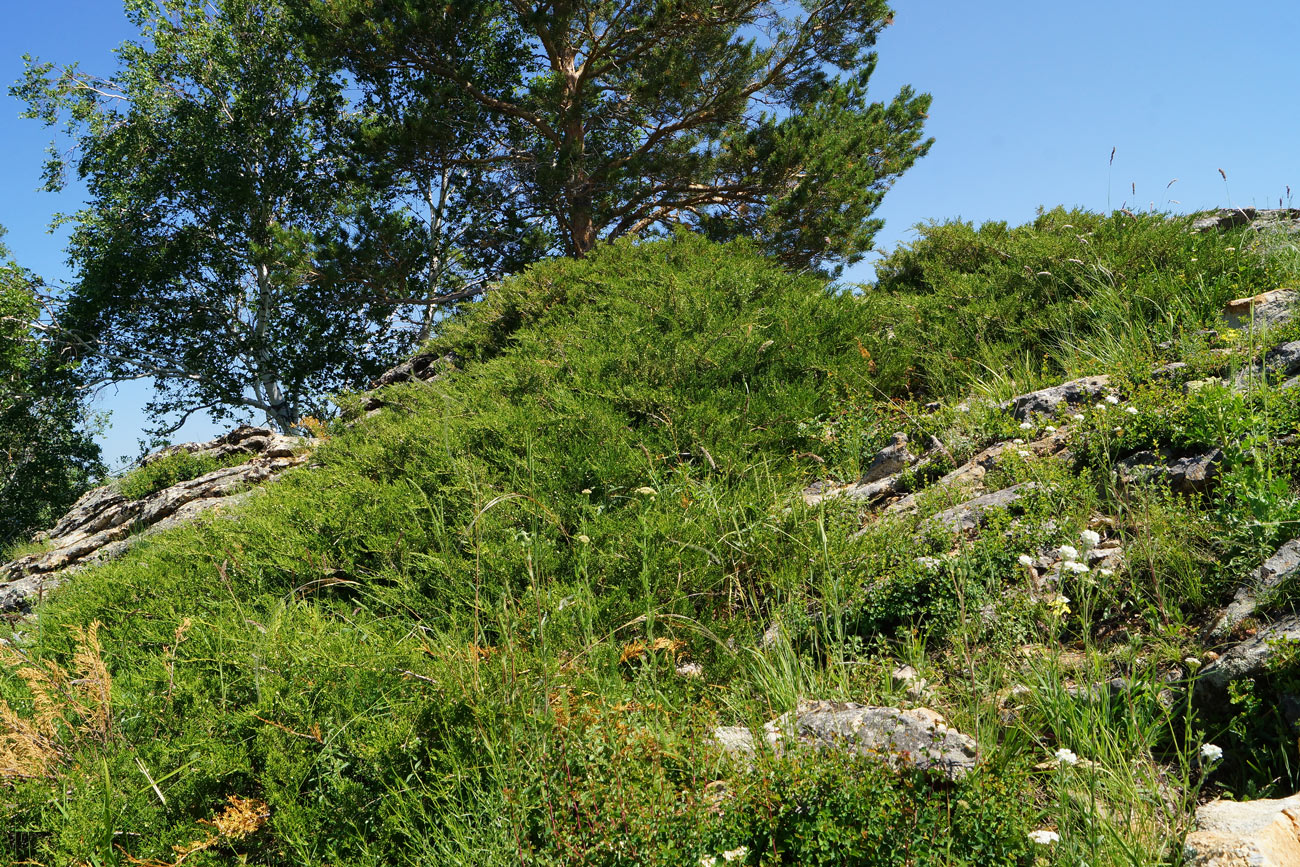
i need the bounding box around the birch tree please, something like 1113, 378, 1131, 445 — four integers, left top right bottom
15, 0, 415, 435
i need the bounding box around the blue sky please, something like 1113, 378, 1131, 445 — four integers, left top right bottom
2, 1, 1298, 467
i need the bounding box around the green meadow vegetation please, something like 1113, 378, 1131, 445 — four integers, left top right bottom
4, 212, 1300, 865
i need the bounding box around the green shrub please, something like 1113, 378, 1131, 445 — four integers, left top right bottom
115, 448, 254, 501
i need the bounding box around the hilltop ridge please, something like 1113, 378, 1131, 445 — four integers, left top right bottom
3, 213, 1300, 864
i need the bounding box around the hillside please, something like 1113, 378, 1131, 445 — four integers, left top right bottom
3, 212, 1300, 865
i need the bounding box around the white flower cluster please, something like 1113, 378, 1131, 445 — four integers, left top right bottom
1054, 747, 1079, 766
1027, 829, 1060, 845
1200, 743, 1223, 763
700, 846, 749, 866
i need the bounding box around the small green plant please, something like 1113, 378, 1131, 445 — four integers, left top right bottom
115, 449, 254, 501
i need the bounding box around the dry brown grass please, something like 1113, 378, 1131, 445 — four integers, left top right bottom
0, 621, 111, 781
123, 795, 270, 866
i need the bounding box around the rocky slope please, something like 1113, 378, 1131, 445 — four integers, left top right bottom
0, 426, 305, 613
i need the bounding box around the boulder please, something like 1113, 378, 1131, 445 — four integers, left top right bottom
1000, 375, 1111, 420
713, 700, 978, 779
1197, 615, 1300, 698
1213, 540, 1300, 637
1184, 794, 1300, 866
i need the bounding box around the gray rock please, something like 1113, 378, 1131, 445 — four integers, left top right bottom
364, 352, 456, 410
1116, 449, 1221, 495
1151, 361, 1189, 380
887, 429, 1069, 516
1000, 375, 1111, 420
1213, 539, 1300, 636
1191, 207, 1300, 234
713, 700, 978, 779
0, 426, 308, 612
1197, 615, 1300, 698
925, 483, 1037, 533
711, 726, 757, 757
767, 700, 978, 779
1191, 208, 1260, 233
1224, 289, 1298, 332
1170, 450, 1222, 494
1184, 793, 1300, 866
860, 432, 917, 485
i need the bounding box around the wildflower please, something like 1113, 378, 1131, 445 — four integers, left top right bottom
1058, 544, 1080, 562
1054, 747, 1079, 766
1018, 554, 1035, 568
1012, 438, 1025, 445
1062, 561, 1090, 574
1017, 450, 1030, 457
1105, 394, 1120, 404
1098, 568, 1114, 577
1184, 656, 1201, 670
1045, 425, 1057, 433
722, 847, 749, 862
634, 486, 657, 496
577, 534, 591, 544
1046, 595, 1071, 616
1072, 413, 1085, 421
581, 488, 593, 495
956, 404, 970, 413
1079, 529, 1101, 549
1201, 743, 1223, 763
1095, 402, 1106, 410
1027, 829, 1061, 846
1125, 406, 1138, 415
1019, 421, 1034, 430
700, 858, 718, 867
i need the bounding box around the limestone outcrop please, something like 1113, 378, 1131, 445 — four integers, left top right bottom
713, 699, 978, 779
1184, 794, 1300, 866
0, 426, 306, 613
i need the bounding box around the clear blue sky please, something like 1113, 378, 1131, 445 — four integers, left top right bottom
2, 1, 1298, 468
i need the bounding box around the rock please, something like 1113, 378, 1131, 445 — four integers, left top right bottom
770, 700, 978, 778
1116, 449, 1221, 495
711, 726, 757, 757
364, 352, 456, 410
924, 483, 1037, 533
803, 434, 929, 508
1000, 375, 1111, 420
713, 700, 978, 778
1192, 208, 1260, 233
0, 426, 308, 612
1213, 540, 1300, 636
1151, 361, 1189, 380
1170, 450, 1222, 494
1186, 378, 1225, 393
861, 433, 918, 485
1191, 207, 1300, 234
1197, 615, 1300, 698
887, 429, 1069, 516
1224, 289, 1298, 331
1184, 793, 1300, 866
